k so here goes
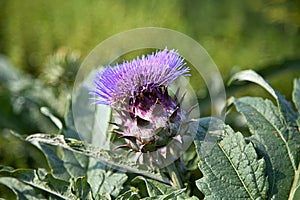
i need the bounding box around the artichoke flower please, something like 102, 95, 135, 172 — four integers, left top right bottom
91, 48, 191, 166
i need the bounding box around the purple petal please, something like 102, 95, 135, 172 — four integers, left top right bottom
91, 48, 190, 105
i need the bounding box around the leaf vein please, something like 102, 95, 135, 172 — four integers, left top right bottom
218, 142, 255, 200
246, 102, 296, 171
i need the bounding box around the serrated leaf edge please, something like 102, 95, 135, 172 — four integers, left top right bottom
235, 98, 296, 172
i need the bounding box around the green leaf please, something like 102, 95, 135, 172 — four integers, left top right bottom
29, 138, 128, 198
228, 70, 277, 99
0, 167, 74, 199
293, 78, 300, 114
71, 176, 93, 200
63, 97, 81, 140
40, 107, 63, 130
26, 133, 169, 185
229, 70, 299, 131
132, 176, 172, 197
234, 97, 299, 199
2, 130, 127, 199
72, 71, 113, 147
36, 143, 73, 181
116, 190, 139, 200
0, 177, 45, 200
86, 158, 127, 197
194, 118, 268, 199
230, 71, 300, 199
51, 97, 126, 197
130, 176, 197, 200
94, 193, 112, 200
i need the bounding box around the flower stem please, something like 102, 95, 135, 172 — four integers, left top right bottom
166, 162, 184, 189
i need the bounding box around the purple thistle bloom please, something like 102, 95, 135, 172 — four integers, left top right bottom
92, 48, 190, 105
91, 48, 191, 160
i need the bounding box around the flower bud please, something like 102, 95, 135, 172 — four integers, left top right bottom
91, 48, 191, 164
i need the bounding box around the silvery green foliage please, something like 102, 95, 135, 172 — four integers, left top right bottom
195, 118, 269, 199
1, 69, 299, 199
195, 71, 300, 199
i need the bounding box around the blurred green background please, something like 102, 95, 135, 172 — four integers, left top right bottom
0, 0, 300, 174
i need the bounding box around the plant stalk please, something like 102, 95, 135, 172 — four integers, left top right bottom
166, 162, 184, 189
288, 162, 300, 200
